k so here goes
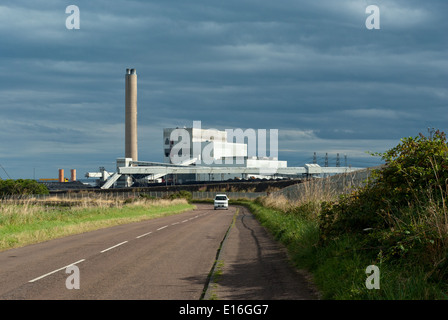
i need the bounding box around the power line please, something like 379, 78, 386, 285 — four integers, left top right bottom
0, 164, 11, 179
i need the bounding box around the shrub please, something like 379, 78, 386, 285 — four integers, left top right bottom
167, 190, 193, 202
139, 193, 156, 200
319, 130, 448, 266
0, 179, 49, 196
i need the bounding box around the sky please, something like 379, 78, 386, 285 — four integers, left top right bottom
0, 0, 447, 180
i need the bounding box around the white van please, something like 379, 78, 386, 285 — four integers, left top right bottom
214, 194, 229, 210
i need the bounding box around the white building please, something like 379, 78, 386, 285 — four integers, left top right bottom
162, 125, 287, 182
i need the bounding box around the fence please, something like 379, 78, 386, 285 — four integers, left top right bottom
272, 166, 382, 202
191, 191, 265, 200
0, 190, 266, 202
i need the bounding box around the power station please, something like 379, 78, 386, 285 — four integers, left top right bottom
85, 68, 363, 189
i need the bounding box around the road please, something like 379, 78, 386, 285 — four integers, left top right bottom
0, 204, 317, 300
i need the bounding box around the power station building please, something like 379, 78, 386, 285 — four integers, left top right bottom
162, 125, 287, 183
85, 68, 362, 189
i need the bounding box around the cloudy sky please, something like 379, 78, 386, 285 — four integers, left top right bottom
0, 0, 447, 179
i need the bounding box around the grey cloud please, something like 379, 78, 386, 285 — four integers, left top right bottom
0, 0, 447, 178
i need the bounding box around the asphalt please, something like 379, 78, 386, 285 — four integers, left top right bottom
0, 204, 318, 300
204, 205, 318, 300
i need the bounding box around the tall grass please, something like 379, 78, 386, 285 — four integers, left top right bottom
258, 176, 341, 220
0, 197, 194, 252
248, 195, 448, 299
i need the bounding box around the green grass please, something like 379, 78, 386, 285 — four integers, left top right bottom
0, 198, 195, 252
236, 199, 448, 300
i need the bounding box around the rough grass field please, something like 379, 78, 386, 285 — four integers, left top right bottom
0, 197, 195, 252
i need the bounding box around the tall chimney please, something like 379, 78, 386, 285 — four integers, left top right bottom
125, 68, 138, 161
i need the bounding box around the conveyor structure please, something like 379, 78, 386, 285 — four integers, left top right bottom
86, 158, 363, 189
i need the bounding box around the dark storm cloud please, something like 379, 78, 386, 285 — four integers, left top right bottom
0, 0, 447, 178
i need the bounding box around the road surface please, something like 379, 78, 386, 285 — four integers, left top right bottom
0, 204, 317, 300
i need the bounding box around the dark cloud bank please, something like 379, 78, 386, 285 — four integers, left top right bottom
0, 0, 446, 178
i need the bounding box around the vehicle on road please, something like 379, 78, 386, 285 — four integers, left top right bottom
214, 194, 229, 210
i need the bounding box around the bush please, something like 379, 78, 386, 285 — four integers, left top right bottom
319, 130, 448, 266
167, 190, 193, 202
0, 179, 49, 196
139, 193, 156, 200
375, 130, 448, 213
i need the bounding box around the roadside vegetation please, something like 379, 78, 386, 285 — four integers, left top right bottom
0, 195, 194, 252
0, 179, 49, 196
245, 130, 448, 299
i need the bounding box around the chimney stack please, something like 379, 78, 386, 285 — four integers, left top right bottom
70, 169, 77, 182
125, 68, 138, 162
58, 169, 64, 183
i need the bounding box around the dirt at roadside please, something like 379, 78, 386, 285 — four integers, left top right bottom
204, 205, 320, 300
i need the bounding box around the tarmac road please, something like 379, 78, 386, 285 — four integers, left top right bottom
0, 204, 317, 300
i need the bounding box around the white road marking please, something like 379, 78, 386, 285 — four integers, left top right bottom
136, 231, 152, 239
29, 259, 85, 283
171, 222, 179, 226
28, 211, 210, 284
100, 241, 128, 253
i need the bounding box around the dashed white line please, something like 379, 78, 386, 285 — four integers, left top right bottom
28, 213, 206, 284
136, 231, 152, 239
29, 259, 85, 283
100, 241, 128, 253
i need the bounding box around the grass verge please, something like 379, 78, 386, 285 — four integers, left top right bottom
236, 198, 448, 300
0, 198, 195, 252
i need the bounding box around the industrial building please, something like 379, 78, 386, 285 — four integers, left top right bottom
85, 68, 362, 189
162, 125, 287, 183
